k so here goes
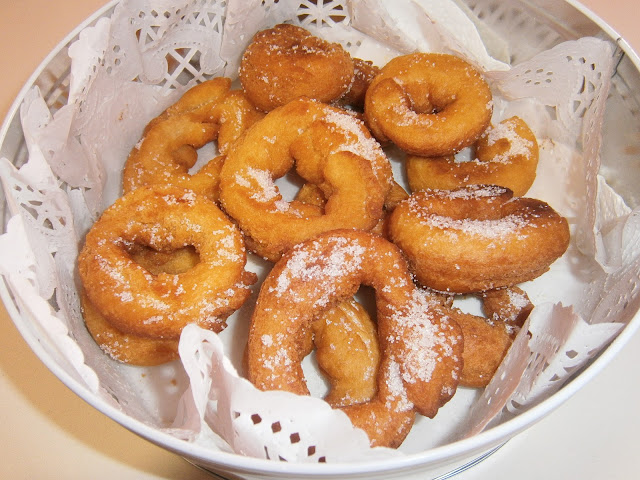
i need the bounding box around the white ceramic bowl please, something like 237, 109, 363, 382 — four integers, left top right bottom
1, 1, 639, 479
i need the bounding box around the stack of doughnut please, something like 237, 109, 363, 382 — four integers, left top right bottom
79, 79, 263, 365
77, 185, 258, 366
77, 23, 572, 448
363, 52, 540, 197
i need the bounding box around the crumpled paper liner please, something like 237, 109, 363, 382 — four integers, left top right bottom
0, 0, 638, 464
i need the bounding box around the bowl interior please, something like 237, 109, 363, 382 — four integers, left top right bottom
1, 0, 640, 478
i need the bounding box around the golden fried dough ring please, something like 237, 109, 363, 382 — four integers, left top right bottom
239, 24, 354, 112
80, 291, 180, 366
246, 230, 463, 448
364, 53, 493, 156
339, 58, 380, 110
219, 97, 393, 262
387, 185, 571, 293
123, 78, 263, 201
406, 116, 539, 196
309, 298, 380, 408
78, 185, 257, 339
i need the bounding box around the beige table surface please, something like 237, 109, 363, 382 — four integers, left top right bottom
1, 1, 639, 479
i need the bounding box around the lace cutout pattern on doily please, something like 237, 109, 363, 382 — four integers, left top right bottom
173, 324, 401, 462
466, 0, 565, 63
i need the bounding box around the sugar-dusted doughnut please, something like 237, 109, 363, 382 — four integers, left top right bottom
218, 97, 393, 262
78, 185, 257, 339
364, 53, 493, 156
239, 24, 354, 112
387, 185, 571, 293
246, 230, 463, 448
123, 78, 263, 201
406, 116, 539, 196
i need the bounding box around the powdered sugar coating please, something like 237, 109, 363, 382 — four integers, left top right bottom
482, 119, 534, 164
323, 109, 390, 187
419, 212, 531, 240
388, 185, 570, 293
269, 235, 366, 308
387, 289, 460, 387
239, 24, 354, 111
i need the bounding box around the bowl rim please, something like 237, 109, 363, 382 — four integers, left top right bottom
1, 0, 640, 476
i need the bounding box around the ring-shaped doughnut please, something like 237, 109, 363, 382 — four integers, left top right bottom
364, 53, 493, 156
219, 97, 393, 262
387, 185, 571, 293
123, 78, 263, 201
239, 24, 354, 112
78, 185, 257, 339
406, 116, 539, 196
246, 230, 463, 448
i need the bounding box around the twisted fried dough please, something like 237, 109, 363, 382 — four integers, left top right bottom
308, 298, 380, 408
78, 185, 257, 339
246, 230, 463, 448
365, 53, 493, 156
219, 97, 393, 261
387, 185, 571, 293
123, 78, 263, 201
406, 116, 539, 196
